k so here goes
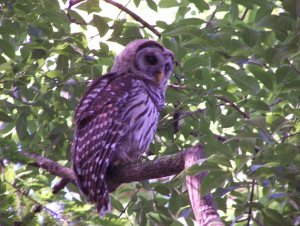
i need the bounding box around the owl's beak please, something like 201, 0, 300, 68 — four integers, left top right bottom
155, 70, 164, 85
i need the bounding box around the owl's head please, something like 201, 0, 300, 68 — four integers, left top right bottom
111, 39, 174, 88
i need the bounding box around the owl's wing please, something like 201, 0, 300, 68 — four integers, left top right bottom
72, 72, 131, 215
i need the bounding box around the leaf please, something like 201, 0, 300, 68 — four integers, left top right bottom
67, 9, 86, 25
46, 71, 61, 78
244, 117, 267, 129
77, 0, 100, 14
269, 193, 288, 200
183, 56, 206, 72
225, 67, 260, 95
247, 100, 270, 112
275, 143, 298, 165
249, 164, 264, 174
262, 208, 291, 226
220, 113, 239, 128
146, 0, 157, 11
0, 39, 15, 59
201, 172, 230, 196
154, 184, 170, 196
0, 111, 13, 122
241, 27, 260, 47
16, 113, 29, 140
187, 0, 209, 11
93, 15, 110, 36
133, 0, 141, 7
247, 64, 274, 90
159, 0, 179, 8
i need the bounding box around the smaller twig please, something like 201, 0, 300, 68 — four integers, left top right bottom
118, 188, 140, 218
103, 0, 161, 37
53, 178, 72, 194
215, 95, 249, 119
160, 108, 205, 129
116, 0, 132, 19
205, 1, 224, 29
247, 179, 256, 226
235, 217, 249, 222
68, 0, 85, 8
269, 98, 285, 107
3, 178, 68, 223
239, 8, 249, 20
168, 83, 188, 90
281, 118, 298, 143
173, 103, 181, 134
285, 59, 300, 75
282, 132, 300, 141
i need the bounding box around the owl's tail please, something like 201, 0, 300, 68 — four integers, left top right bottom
96, 183, 111, 216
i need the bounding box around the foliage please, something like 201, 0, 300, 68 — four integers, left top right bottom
0, 0, 299, 225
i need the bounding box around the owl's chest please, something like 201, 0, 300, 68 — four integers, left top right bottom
117, 91, 160, 161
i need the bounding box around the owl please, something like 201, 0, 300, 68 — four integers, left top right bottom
72, 39, 174, 215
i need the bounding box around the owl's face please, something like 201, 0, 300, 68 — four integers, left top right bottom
111, 40, 174, 88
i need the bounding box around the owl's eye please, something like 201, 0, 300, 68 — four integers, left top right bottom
145, 55, 158, 65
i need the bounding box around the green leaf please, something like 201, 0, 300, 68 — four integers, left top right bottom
16, 113, 29, 140
247, 100, 270, 112
0, 39, 15, 59
133, 0, 142, 7
0, 111, 13, 122
159, 0, 179, 8
262, 208, 291, 226
187, 0, 209, 11
220, 113, 239, 128
183, 56, 207, 72
247, 64, 274, 90
241, 27, 260, 47
46, 71, 61, 78
225, 67, 260, 95
93, 15, 110, 36
67, 9, 86, 25
146, 0, 157, 11
275, 143, 298, 165
77, 0, 100, 14
154, 184, 170, 196
201, 172, 230, 196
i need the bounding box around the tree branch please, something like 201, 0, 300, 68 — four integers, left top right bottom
103, 0, 161, 37
215, 95, 249, 119
23, 145, 223, 224
23, 153, 75, 183
185, 146, 224, 226
68, 0, 161, 37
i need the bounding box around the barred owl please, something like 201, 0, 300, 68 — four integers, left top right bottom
72, 39, 174, 215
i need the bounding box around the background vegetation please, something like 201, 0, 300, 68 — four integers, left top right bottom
0, 0, 299, 225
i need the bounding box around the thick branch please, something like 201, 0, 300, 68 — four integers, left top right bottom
185, 146, 224, 226
24, 146, 223, 225
23, 149, 188, 191
107, 150, 186, 186
23, 153, 75, 183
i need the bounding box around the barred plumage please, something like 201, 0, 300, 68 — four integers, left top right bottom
72, 39, 174, 215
